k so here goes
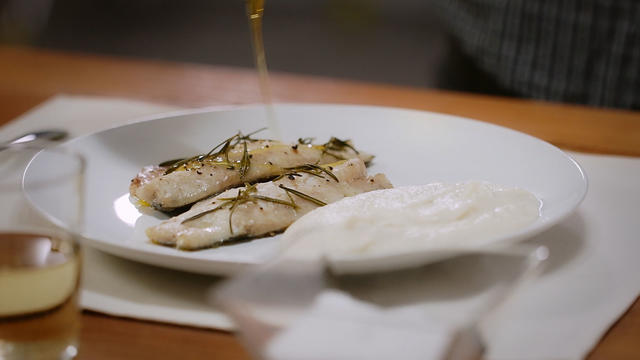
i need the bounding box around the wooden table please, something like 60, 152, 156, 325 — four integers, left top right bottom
1, 45, 638, 359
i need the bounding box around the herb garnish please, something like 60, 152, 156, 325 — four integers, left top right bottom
273, 163, 339, 182
181, 180, 328, 234
163, 128, 267, 176
278, 184, 327, 206
162, 132, 359, 176
158, 158, 186, 167
320, 137, 359, 160
297, 137, 314, 145
239, 141, 250, 178
181, 183, 295, 232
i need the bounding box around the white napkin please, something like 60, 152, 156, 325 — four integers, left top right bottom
484, 153, 640, 359
218, 252, 532, 360
265, 290, 483, 360
1, 95, 638, 359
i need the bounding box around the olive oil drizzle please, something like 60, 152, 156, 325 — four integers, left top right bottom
246, 0, 281, 140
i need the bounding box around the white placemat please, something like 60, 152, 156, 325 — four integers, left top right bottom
0, 95, 181, 140
1, 95, 638, 359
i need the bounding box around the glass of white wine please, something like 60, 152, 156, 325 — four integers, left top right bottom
0, 144, 84, 360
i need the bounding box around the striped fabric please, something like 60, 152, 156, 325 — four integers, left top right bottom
434, 0, 640, 109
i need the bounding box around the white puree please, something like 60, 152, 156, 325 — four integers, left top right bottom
281, 182, 541, 259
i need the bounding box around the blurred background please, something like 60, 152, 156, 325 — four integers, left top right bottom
1, 0, 638, 109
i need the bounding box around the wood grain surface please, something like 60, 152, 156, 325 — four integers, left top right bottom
79, 312, 251, 360
0, 45, 638, 359
1, 46, 638, 156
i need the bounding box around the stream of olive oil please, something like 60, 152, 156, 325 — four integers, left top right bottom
246, 0, 281, 140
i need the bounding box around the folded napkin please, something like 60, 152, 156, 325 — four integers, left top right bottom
264, 290, 483, 360
1, 95, 638, 359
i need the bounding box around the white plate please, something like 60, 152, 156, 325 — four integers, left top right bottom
24, 104, 587, 275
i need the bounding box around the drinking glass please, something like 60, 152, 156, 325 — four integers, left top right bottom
0, 145, 84, 360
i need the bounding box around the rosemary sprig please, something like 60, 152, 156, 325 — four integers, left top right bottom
163, 154, 206, 175
318, 136, 359, 161
205, 134, 233, 157
181, 182, 298, 234
158, 158, 186, 167
162, 128, 267, 176
181, 180, 328, 233
274, 164, 339, 182
215, 137, 233, 164
325, 137, 359, 154
298, 164, 339, 182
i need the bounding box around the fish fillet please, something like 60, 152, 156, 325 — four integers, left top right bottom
147, 158, 392, 250
131, 138, 373, 211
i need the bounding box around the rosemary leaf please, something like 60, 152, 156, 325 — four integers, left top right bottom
206, 134, 236, 156
279, 184, 327, 206
239, 141, 250, 179
299, 164, 339, 182
227, 188, 243, 235
158, 158, 185, 167
297, 137, 314, 145
164, 154, 204, 175
277, 164, 339, 183
250, 195, 297, 208
181, 201, 230, 223
326, 137, 359, 154
162, 128, 269, 175
244, 127, 268, 139
284, 186, 297, 207
295, 169, 325, 178
221, 138, 233, 163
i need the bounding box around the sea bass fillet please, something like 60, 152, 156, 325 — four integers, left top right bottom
147, 158, 392, 250
130, 136, 373, 211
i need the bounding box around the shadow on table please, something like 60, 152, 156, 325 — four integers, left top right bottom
333, 211, 587, 308
527, 211, 586, 276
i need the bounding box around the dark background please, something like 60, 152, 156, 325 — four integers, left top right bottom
0, 0, 524, 100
